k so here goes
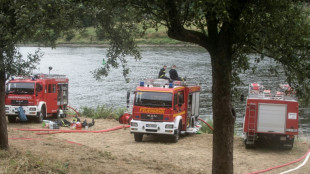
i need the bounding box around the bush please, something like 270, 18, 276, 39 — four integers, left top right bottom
80, 105, 126, 120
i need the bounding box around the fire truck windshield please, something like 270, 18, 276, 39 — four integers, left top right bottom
135, 91, 172, 107
8, 83, 35, 94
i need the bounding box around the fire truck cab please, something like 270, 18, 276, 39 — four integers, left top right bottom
130, 79, 201, 143
5, 74, 69, 123
243, 83, 298, 149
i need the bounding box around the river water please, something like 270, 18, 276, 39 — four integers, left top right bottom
18, 46, 309, 136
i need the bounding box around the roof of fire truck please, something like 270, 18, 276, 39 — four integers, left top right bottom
9, 74, 68, 83
136, 79, 200, 93
248, 83, 297, 101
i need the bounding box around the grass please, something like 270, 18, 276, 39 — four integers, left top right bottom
0, 149, 69, 174
80, 105, 126, 120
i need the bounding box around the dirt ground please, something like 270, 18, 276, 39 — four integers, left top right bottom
2, 116, 310, 174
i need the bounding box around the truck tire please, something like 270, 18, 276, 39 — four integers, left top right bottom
36, 106, 46, 123
245, 142, 255, 149
134, 133, 143, 142
281, 138, 294, 150
172, 121, 182, 143
55, 110, 61, 119
244, 137, 256, 149
8, 116, 16, 123
172, 129, 180, 143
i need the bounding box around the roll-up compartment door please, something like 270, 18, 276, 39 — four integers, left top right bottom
257, 104, 286, 133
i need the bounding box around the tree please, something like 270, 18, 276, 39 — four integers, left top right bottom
0, 0, 83, 150
91, 0, 310, 173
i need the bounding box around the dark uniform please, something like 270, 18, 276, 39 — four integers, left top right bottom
158, 68, 169, 79
169, 69, 181, 81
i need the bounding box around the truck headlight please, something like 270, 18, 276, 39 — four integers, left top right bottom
165, 124, 174, 129
131, 122, 138, 127
29, 108, 36, 111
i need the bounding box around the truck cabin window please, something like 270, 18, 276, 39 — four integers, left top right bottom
8, 83, 35, 94
135, 91, 172, 107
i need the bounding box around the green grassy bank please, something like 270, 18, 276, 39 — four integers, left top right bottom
56, 26, 184, 45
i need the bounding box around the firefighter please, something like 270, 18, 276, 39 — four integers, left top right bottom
169, 65, 183, 81
158, 65, 169, 80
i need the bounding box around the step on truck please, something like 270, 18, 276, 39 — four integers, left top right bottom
129, 79, 201, 143
5, 74, 69, 123
243, 83, 298, 149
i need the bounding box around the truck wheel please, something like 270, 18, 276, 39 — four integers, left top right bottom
281, 138, 294, 150
36, 106, 46, 123
55, 110, 60, 119
172, 129, 180, 143
8, 116, 16, 123
172, 122, 182, 143
244, 139, 255, 149
134, 133, 143, 142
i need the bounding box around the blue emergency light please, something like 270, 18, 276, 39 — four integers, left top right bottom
140, 81, 144, 87
169, 83, 174, 88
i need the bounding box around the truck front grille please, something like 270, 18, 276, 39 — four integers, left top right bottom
141, 114, 163, 121
11, 100, 28, 105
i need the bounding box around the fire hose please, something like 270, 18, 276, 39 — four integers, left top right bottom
197, 118, 310, 173
67, 105, 81, 117
198, 118, 214, 131
18, 125, 130, 135
246, 149, 310, 174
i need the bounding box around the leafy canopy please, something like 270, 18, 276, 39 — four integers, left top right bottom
91, 0, 310, 102
0, 0, 84, 76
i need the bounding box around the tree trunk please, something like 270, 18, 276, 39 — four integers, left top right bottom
0, 69, 8, 150
210, 39, 235, 173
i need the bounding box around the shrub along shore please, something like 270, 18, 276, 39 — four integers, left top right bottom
17, 27, 198, 47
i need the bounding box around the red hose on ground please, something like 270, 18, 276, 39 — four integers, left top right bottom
198, 118, 214, 131
18, 125, 130, 135
67, 105, 81, 117
246, 149, 310, 174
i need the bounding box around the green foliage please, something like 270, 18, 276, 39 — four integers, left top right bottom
0, 0, 84, 77
199, 119, 213, 134
87, 1, 143, 81
56, 25, 183, 45
232, 1, 310, 102
80, 105, 126, 120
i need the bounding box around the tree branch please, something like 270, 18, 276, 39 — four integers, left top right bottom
165, 0, 209, 49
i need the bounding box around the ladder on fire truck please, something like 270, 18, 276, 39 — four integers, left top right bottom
246, 103, 257, 147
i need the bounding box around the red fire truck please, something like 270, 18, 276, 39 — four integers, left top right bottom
129, 79, 201, 143
5, 74, 69, 123
243, 83, 298, 149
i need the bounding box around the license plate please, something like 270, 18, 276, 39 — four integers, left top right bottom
146, 124, 157, 128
